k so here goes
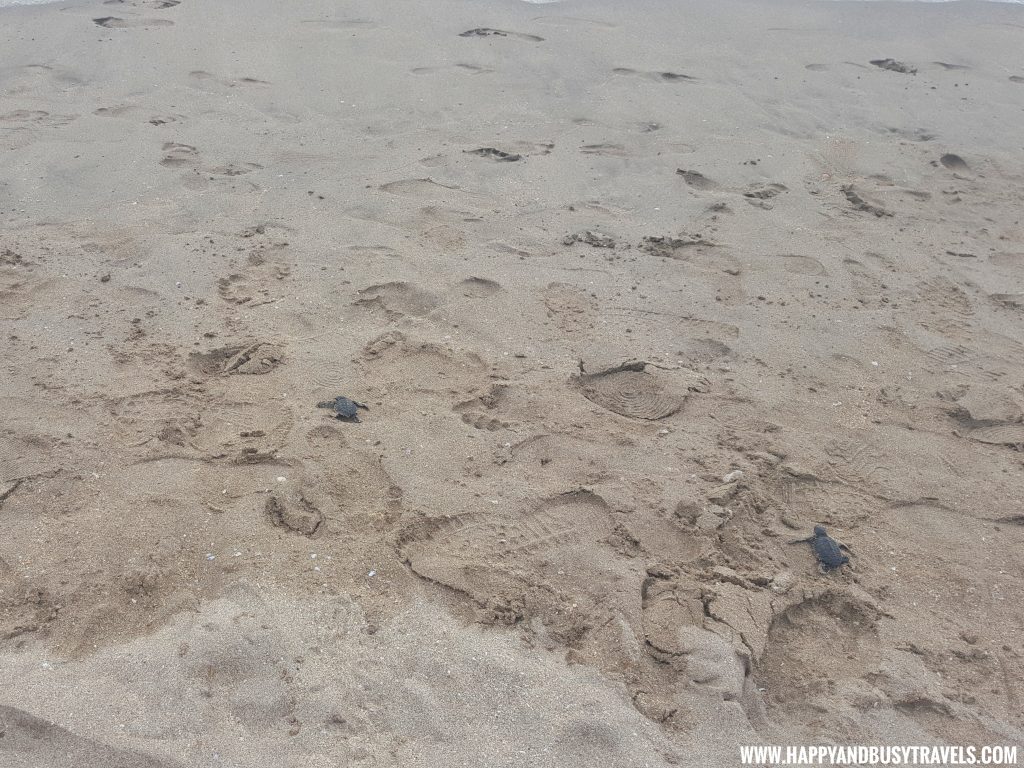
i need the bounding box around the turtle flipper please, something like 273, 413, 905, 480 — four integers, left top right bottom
818, 558, 849, 574
788, 536, 815, 544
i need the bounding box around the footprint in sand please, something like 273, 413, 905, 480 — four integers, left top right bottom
989, 293, 1024, 311
542, 282, 598, 337
93, 16, 174, 28
411, 64, 494, 76
676, 170, 787, 209
990, 252, 1024, 269
869, 58, 916, 75
676, 169, 719, 190
949, 385, 1024, 448
379, 178, 459, 197
606, 305, 739, 342
356, 333, 488, 399
206, 162, 264, 177
159, 142, 198, 167
613, 67, 696, 82
104, 0, 180, 7
353, 281, 442, 321
376, 178, 490, 213
300, 18, 376, 30
778, 254, 826, 276
965, 424, 1024, 447
465, 147, 522, 162
757, 593, 884, 730
453, 386, 511, 431
188, 71, 271, 89
639, 234, 717, 259
840, 185, 893, 217
742, 183, 788, 208
574, 361, 687, 421
94, 106, 184, 126
938, 153, 970, 172
458, 28, 544, 42
93, 104, 138, 117
159, 142, 262, 177
216, 229, 292, 306
579, 143, 626, 157
913, 276, 974, 339
3, 64, 85, 98
0, 110, 76, 128
841, 257, 890, 308
458, 276, 502, 299
265, 488, 325, 537
353, 277, 502, 324
916, 341, 981, 374
217, 269, 288, 306
398, 490, 626, 631
189, 342, 284, 376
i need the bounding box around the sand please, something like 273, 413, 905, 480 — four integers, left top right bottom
1, 0, 1023, 764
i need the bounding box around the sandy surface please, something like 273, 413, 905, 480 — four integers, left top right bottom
1, 0, 1023, 764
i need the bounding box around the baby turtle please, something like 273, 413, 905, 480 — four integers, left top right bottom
317, 396, 368, 422
790, 525, 851, 571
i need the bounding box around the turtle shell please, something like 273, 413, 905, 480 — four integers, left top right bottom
812, 531, 848, 570
317, 396, 363, 420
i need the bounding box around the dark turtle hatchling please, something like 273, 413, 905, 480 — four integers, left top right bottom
790, 525, 851, 571
317, 396, 368, 422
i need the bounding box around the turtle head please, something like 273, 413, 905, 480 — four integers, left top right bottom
813, 525, 828, 537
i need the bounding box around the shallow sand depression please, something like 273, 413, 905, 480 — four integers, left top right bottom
1, 0, 1023, 764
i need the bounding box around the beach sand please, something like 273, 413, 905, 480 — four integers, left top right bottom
1, 0, 1023, 764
